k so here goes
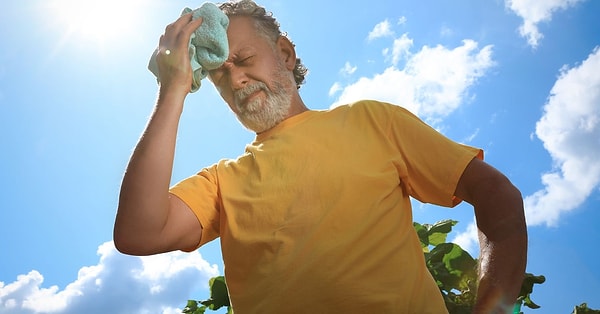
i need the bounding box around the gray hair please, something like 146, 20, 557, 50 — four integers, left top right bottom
218, 0, 308, 89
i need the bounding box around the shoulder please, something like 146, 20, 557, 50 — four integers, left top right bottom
333, 99, 414, 115
333, 99, 389, 111
330, 99, 419, 125
327, 99, 387, 117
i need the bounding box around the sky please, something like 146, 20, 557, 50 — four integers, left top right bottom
0, 0, 599, 313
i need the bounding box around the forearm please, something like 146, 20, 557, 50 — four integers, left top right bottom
472, 184, 527, 313
473, 224, 527, 313
454, 158, 528, 313
114, 90, 186, 253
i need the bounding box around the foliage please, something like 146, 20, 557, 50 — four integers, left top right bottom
183, 276, 232, 314
414, 220, 477, 313
184, 220, 547, 314
572, 303, 600, 314
517, 273, 546, 310
414, 220, 547, 313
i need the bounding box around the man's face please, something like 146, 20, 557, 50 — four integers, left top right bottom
208, 16, 296, 133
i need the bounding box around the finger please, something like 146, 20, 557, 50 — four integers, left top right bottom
166, 17, 203, 53
157, 34, 174, 56
158, 13, 206, 62
162, 15, 203, 49
162, 12, 193, 38
172, 12, 195, 29
181, 17, 204, 39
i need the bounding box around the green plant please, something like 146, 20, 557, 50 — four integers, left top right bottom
183, 276, 232, 314
414, 220, 545, 313
415, 220, 478, 313
572, 303, 600, 314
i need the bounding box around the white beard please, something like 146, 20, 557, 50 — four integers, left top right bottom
233, 64, 294, 133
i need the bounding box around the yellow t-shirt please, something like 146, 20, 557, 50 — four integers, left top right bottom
170, 100, 482, 313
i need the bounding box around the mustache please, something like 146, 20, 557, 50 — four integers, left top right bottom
234, 82, 269, 107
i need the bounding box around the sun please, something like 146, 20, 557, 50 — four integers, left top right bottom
48, 0, 144, 46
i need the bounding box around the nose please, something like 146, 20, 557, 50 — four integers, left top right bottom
228, 64, 249, 91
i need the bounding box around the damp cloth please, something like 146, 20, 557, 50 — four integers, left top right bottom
148, 2, 229, 92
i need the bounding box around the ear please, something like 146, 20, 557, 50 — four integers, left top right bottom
276, 36, 297, 71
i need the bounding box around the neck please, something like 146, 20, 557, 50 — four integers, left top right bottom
285, 92, 309, 118
253, 92, 308, 135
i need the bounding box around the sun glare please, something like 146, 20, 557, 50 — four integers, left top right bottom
48, 0, 143, 46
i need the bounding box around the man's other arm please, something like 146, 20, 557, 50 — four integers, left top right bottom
454, 158, 528, 313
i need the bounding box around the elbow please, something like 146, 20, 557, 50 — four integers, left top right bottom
113, 201, 154, 256
113, 227, 159, 256
113, 201, 172, 256
507, 183, 526, 227
508, 180, 524, 205
113, 232, 154, 256
113, 216, 166, 256
113, 227, 138, 255
475, 177, 527, 241
113, 207, 133, 255
113, 216, 148, 256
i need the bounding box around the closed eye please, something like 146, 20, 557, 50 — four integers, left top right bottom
208, 55, 254, 85
237, 55, 254, 65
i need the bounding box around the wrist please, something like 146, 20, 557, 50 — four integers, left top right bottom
156, 85, 187, 112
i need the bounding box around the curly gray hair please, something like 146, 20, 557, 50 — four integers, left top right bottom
218, 0, 308, 89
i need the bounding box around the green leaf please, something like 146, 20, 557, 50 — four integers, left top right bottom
428, 231, 448, 247
427, 243, 476, 292
427, 243, 458, 290
442, 244, 476, 279
572, 303, 600, 314
413, 222, 430, 251
518, 273, 545, 309
182, 300, 207, 314
414, 220, 457, 251
200, 276, 230, 310
427, 220, 457, 246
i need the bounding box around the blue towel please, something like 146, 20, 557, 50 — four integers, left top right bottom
148, 2, 229, 92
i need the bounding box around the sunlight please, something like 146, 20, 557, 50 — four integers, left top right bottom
48, 0, 143, 46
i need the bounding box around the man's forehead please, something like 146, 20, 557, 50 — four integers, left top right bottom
226, 17, 258, 48
226, 15, 255, 35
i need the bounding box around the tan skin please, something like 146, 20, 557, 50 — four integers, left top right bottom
115, 14, 527, 314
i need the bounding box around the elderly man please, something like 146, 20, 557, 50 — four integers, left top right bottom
114, 1, 527, 313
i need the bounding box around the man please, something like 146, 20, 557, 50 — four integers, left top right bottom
114, 1, 527, 313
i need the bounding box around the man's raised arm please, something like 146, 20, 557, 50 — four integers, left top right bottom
113, 14, 204, 256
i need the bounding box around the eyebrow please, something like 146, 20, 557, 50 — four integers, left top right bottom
226, 46, 255, 62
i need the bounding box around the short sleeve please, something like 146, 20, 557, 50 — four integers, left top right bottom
169, 165, 221, 249
385, 104, 483, 207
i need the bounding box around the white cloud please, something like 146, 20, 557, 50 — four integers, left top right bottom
451, 221, 479, 256
389, 33, 413, 66
462, 128, 480, 143
440, 25, 454, 38
367, 19, 394, 41
505, 0, 585, 48
524, 47, 600, 226
0, 242, 220, 314
397, 16, 407, 26
340, 62, 357, 76
331, 36, 495, 120
328, 82, 342, 97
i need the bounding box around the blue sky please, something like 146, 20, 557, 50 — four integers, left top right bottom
1, 0, 599, 313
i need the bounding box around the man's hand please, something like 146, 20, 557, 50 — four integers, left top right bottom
156, 13, 203, 96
